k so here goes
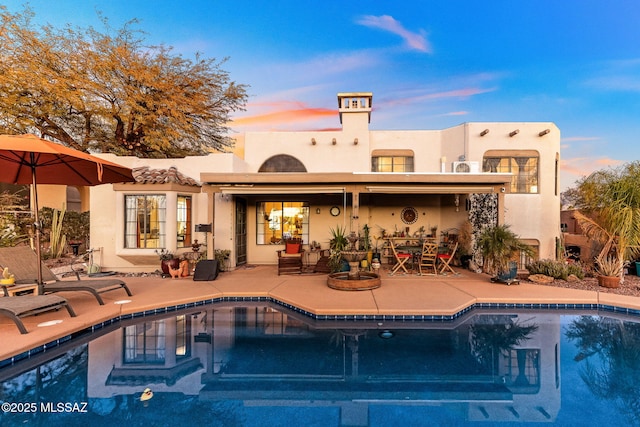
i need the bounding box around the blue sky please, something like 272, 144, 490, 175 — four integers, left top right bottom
5, 1, 640, 190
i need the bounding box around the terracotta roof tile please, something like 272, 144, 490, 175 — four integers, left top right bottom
132, 166, 201, 187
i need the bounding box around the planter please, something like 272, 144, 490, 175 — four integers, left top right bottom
597, 275, 620, 288
0, 277, 15, 286
161, 258, 180, 275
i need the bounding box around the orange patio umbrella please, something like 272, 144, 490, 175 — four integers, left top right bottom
0, 134, 135, 289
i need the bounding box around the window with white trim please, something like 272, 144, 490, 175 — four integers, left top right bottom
124, 195, 166, 248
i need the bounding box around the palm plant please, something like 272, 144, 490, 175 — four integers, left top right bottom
572, 162, 640, 284
328, 225, 349, 272
476, 224, 533, 276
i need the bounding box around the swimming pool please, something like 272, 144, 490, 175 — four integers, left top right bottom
1, 303, 639, 426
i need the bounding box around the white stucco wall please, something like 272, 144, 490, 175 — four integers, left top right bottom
89, 96, 560, 272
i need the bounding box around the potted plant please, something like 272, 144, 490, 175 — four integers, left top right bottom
1, 267, 15, 285
155, 248, 179, 276
595, 254, 623, 288
214, 249, 231, 271
328, 225, 349, 272
361, 224, 373, 267
476, 224, 533, 280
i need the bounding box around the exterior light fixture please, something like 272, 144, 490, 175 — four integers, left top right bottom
311, 138, 316, 145
353, 138, 358, 145
509, 129, 520, 137
538, 129, 550, 137
454, 194, 460, 212
315, 208, 321, 214
480, 129, 489, 136
332, 138, 337, 145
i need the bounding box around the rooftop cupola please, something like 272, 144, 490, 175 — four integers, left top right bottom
337, 92, 372, 130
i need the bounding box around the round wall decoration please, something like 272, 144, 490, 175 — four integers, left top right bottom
330, 206, 341, 216
401, 206, 418, 224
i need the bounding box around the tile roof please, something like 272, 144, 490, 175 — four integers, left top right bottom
132, 166, 201, 187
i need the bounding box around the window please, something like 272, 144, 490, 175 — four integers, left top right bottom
371, 149, 414, 172
177, 196, 192, 247
175, 315, 191, 359
483, 151, 539, 193
372, 156, 414, 172
124, 195, 166, 248
257, 202, 309, 244
123, 320, 166, 364
518, 240, 539, 270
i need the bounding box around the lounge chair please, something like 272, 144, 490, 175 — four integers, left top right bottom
0, 246, 132, 305
0, 294, 76, 334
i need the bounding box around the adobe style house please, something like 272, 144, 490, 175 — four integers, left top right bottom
90, 92, 560, 273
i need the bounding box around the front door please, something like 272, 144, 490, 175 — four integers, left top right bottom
235, 198, 247, 266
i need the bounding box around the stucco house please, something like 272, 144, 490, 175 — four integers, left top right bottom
90, 92, 560, 273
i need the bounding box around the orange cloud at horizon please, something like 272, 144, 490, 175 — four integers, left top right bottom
233, 107, 336, 127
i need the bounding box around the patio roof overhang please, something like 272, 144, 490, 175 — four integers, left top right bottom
201, 172, 513, 195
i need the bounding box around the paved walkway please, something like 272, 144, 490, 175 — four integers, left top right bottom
2, 265, 640, 361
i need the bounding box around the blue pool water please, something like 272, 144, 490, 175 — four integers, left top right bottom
1, 304, 640, 426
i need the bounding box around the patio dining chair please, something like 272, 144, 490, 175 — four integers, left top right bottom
0, 246, 132, 305
389, 244, 411, 275
418, 241, 438, 275
437, 242, 459, 274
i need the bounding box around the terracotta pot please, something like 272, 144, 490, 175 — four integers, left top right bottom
161, 258, 180, 275
597, 275, 620, 288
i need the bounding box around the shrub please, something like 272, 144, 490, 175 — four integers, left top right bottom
526, 259, 585, 280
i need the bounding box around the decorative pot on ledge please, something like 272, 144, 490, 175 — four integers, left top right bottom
597, 275, 620, 288
161, 258, 180, 275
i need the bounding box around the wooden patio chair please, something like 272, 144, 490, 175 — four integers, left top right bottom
276, 238, 305, 275
0, 294, 76, 334
0, 246, 132, 305
418, 241, 438, 275
389, 243, 411, 275
437, 242, 459, 274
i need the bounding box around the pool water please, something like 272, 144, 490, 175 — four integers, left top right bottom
1, 304, 640, 426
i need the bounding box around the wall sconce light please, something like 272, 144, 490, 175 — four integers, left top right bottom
332, 138, 337, 145
454, 194, 460, 212
480, 129, 490, 137
315, 208, 321, 214
538, 129, 550, 137
509, 129, 520, 137
311, 138, 316, 145
353, 138, 358, 145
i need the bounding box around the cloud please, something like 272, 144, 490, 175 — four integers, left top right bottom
383, 87, 497, 107
583, 59, 640, 92
232, 102, 336, 129
560, 156, 623, 190
356, 15, 431, 53
562, 136, 601, 142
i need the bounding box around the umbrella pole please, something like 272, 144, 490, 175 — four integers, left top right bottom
31, 164, 44, 294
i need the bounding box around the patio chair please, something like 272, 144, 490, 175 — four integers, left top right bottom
389, 243, 411, 275
418, 241, 438, 275
276, 238, 305, 275
0, 246, 132, 305
0, 294, 76, 334
437, 242, 459, 274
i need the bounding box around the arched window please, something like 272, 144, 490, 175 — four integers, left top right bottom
258, 155, 307, 172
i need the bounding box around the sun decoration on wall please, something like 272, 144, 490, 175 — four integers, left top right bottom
401, 206, 418, 225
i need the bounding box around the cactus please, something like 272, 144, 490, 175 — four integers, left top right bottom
49, 206, 68, 258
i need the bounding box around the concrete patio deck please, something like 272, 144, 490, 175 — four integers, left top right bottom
3, 265, 640, 362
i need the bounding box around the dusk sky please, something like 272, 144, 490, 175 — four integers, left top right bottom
6, 1, 640, 190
